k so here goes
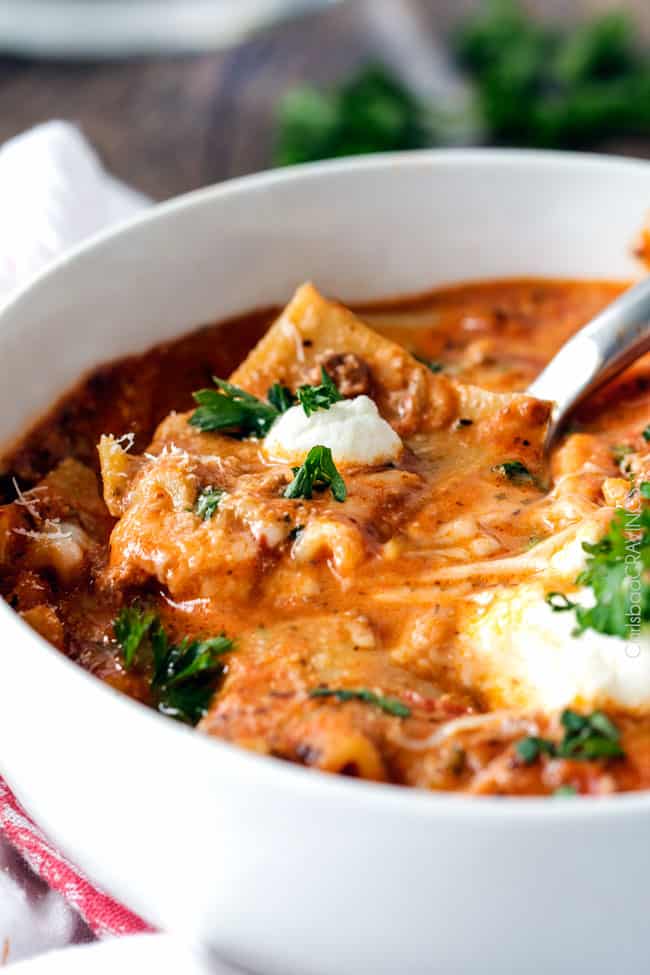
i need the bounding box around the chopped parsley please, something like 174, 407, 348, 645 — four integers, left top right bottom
414, 353, 444, 374
151, 629, 235, 725
516, 709, 624, 765
545, 592, 578, 613
190, 372, 344, 437
515, 736, 556, 765
297, 367, 342, 417
190, 378, 279, 438
550, 489, 650, 638
573, 506, 650, 638
113, 607, 235, 725
493, 460, 535, 484
114, 606, 156, 670
267, 383, 297, 414
611, 443, 633, 465
559, 709, 623, 760
195, 487, 225, 521
310, 687, 411, 718
284, 445, 347, 503
643, 425, 650, 443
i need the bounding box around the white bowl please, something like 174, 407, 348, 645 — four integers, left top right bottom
0, 151, 649, 975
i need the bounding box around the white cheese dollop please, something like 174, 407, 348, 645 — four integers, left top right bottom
263, 395, 402, 466
466, 583, 650, 712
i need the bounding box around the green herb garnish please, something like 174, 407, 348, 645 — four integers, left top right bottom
190, 372, 344, 436
284, 445, 347, 503
611, 444, 633, 464
545, 592, 578, 613
493, 460, 535, 484
643, 425, 650, 443
310, 687, 411, 718
558, 709, 624, 760
414, 353, 444, 374
573, 506, 650, 638
297, 367, 342, 417
195, 487, 225, 521
267, 383, 297, 414
114, 606, 156, 670
516, 709, 624, 765
114, 607, 235, 725
190, 378, 279, 438
150, 628, 235, 725
641, 482, 650, 500
516, 736, 557, 765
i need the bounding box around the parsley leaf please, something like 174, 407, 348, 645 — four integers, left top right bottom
574, 506, 650, 638
267, 383, 297, 414
284, 445, 347, 503
516, 709, 624, 765
151, 632, 235, 725
297, 367, 342, 417
516, 736, 556, 764
493, 460, 536, 484
114, 606, 156, 670
190, 378, 279, 438
545, 592, 578, 612
113, 607, 235, 725
310, 687, 411, 718
195, 487, 225, 521
558, 709, 624, 760
643, 425, 650, 443
611, 444, 633, 465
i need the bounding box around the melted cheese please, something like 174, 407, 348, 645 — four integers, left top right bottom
263, 395, 403, 466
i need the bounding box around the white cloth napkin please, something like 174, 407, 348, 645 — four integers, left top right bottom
0, 122, 240, 973
0, 120, 149, 299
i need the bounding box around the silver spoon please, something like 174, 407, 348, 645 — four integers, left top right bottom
527, 276, 650, 449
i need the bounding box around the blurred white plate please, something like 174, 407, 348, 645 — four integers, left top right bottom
0, 0, 341, 58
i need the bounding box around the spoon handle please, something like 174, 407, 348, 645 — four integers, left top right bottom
528, 276, 650, 441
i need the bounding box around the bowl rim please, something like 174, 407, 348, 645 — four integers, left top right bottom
2, 146, 650, 821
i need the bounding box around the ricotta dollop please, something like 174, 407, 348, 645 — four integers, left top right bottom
468, 583, 650, 712
263, 395, 402, 466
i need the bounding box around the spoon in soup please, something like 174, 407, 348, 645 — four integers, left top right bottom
527, 275, 650, 450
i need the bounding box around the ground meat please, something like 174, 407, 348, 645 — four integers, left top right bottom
317, 352, 373, 398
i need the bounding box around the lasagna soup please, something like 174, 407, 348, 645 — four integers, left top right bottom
2, 277, 650, 797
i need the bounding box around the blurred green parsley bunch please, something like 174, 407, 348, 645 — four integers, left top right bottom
456, 0, 650, 148
275, 63, 431, 166
275, 0, 650, 165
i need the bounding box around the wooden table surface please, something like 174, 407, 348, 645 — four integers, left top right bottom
1, 0, 650, 201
